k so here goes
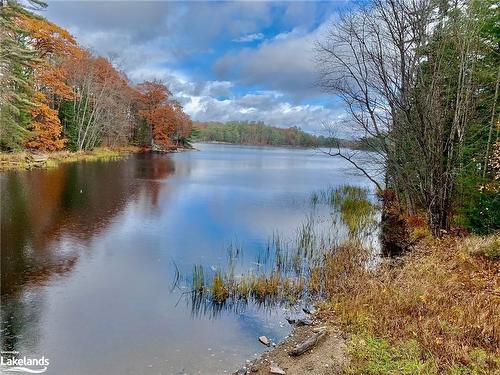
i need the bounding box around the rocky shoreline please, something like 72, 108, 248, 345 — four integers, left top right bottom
234, 312, 347, 375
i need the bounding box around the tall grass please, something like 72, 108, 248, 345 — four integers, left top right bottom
181, 184, 380, 308
180, 185, 499, 372
321, 234, 500, 373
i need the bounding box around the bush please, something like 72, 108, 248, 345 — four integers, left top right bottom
464, 190, 500, 235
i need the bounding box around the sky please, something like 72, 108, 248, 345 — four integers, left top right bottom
42, 1, 359, 135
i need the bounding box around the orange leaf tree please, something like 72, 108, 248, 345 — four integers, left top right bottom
18, 14, 81, 150
136, 81, 176, 147
170, 100, 193, 146
25, 92, 66, 151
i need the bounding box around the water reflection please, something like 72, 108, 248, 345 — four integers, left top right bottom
176, 184, 380, 319
1, 144, 375, 374
1, 155, 175, 354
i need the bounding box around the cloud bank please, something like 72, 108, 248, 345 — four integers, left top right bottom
43, 1, 349, 134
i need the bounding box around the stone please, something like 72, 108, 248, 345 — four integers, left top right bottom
295, 318, 313, 326
258, 336, 270, 346
302, 306, 316, 315
312, 326, 327, 333
269, 365, 286, 374
233, 368, 247, 375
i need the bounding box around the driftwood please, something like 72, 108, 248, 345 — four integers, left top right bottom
27, 154, 48, 163
288, 330, 327, 357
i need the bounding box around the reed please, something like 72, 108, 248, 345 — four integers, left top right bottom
184, 184, 379, 307
181, 185, 499, 373
192, 264, 205, 293
212, 271, 228, 303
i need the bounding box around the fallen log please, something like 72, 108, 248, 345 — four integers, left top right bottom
27, 154, 48, 163
288, 330, 327, 357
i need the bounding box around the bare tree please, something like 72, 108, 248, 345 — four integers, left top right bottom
316, 0, 481, 235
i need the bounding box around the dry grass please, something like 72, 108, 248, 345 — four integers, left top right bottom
0, 146, 144, 171
319, 234, 500, 373
212, 271, 228, 303
183, 184, 499, 372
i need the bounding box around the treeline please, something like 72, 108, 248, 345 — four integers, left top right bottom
317, 0, 499, 235
193, 121, 364, 149
0, 1, 192, 152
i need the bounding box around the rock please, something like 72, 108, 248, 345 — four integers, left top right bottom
302, 306, 316, 315
258, 336, 270, 346
233, 368, 247, 375
295, 318, 313, 326
27, 154, 48, 163
286, 317, 313, 326
269, 365, 286, 374
250, 366, 258, 372
312, 326, 327, 333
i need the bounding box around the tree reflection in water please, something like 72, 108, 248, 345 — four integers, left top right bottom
0, 154, 175, 353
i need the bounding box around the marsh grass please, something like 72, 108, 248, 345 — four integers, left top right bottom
212, 271, 228, 303
192, 264, 205, 293
0, 147, 141, 171
321, 234, 500, 373
310, 185, 380, 236
180, 185, 380, 308
180, 184, 499, 373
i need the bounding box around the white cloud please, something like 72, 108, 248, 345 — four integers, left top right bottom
179, 91, 346, 135
41, 2, 347, 136
233, 33, 264, 43
214, 20, 334, 99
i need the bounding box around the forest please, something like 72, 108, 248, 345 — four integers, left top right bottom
194, 121, 346, 148
0, 0, 193, 153
316, 0, 499, 235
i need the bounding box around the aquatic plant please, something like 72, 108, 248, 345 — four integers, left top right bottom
310, 191, 319, 206
192, 264, 205, 293
180, 184, 380, 313
212, 271, 228, 303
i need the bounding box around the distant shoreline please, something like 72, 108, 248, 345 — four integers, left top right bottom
195, 140, 319, 149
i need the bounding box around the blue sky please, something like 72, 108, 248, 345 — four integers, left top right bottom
43, 1, 360, 135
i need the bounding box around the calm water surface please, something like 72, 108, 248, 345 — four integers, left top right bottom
1, 143, 372, 374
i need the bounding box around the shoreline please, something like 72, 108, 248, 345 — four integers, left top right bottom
233, 233, 500, 374
234, 313, 347, 375
0, 145, 193, 172
196, 141, 317, 150
194, 141, 372, 152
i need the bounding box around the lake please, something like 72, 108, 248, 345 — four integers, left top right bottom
1, 143, 375, 374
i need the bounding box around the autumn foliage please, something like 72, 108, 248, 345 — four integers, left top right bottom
134, 82, 192, 148
0, 1, 192, 152
25, 93, 65, 151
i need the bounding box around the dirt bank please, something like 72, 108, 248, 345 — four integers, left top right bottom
237, 319, 348, 375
